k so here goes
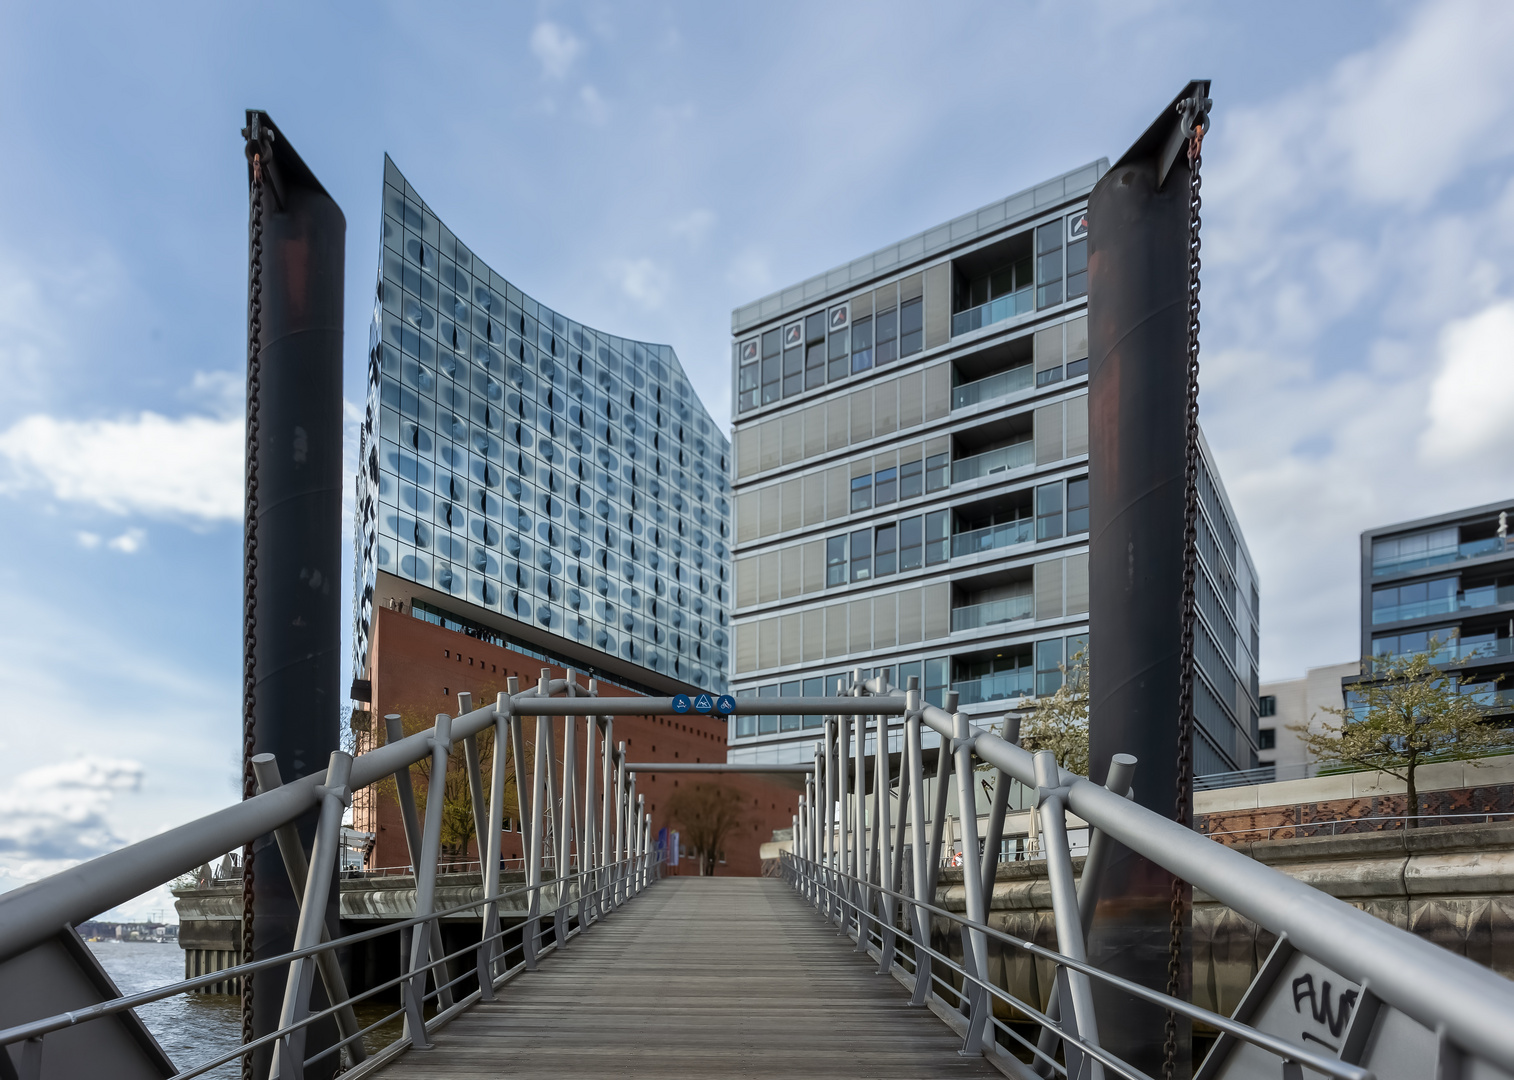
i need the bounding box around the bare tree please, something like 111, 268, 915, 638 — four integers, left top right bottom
1021, 648, 1090, 774
665, 783, 746, 876
1294, 642, 1510, 827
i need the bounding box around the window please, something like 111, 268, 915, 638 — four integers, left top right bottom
1066, 212, 1088, 300
1066, 477, 1089, 534
1036, 638, 1064, 696
925, 452, 950, 493
1258, 694, 1277, 718
1037, 364, 1064, 388
899, 516, 923, 571
827, 326, 850, 382
782, 342, 803, 399
803, 676, 824, 728
738, 339, 758, 413
826, 535, 848, 587
1036, 481, 1064, 541
925, 657, 949, 708
875, 524, 898, 577
852, 316, 874, 373
825, 672, 850, 697
757, 683, 778, 735
760, 351, 780, 406
800, 341, 822, 390
925, 510, 950, 565
1036, 222, 1064, 309
781, 679, 801, 732
899, 297, 923, 356
1371, 577, 1457, 624
874, 466, 898, 505
850, 474, 873, 512
900, 458, 923, 500
850, 529, 871, 582
876, 305, 899, 366
805, 311, 826, 345
1258, 728, 1276, 750
735, 686, 757, 738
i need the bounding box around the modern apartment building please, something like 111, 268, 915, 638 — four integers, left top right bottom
1361, 499, 1514, 712
354, 156, 733, 697
726, 160, 1263, 779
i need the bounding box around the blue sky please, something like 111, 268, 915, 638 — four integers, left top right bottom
2, 0, 1512, 917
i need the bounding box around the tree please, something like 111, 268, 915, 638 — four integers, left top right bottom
665, 783, 746, 876
1020, 648, 1090, 775
1294, 643, 1510, 827
376, 705, 519, 867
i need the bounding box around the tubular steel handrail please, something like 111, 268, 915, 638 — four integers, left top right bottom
780, 672, 1514, 1079
0, 669, 670, 1080
783, 856, 1369, 1080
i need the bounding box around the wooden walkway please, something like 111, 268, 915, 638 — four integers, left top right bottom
376, 876, 998, 1078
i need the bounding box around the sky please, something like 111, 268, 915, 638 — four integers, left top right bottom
1, 0, 1512, 919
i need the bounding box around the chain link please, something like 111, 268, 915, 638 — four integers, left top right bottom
1162, 128, 1204, 1080
240, 140, 265, 1080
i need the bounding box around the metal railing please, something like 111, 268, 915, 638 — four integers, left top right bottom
952, 440, 1034, 484
951, 593, 1034, 632
952, 518, 1035, 559
778, 673, 1514, 1078
951, 287, 1035, 338
953, 364, 1034, 409
0, 670, 672, 1080
1201, 810, 1514, 843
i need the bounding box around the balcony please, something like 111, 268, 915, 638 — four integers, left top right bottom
951, 593, 1033, 632
951, 440, 1033, 484
951, 287, 1034, 337
952, 363, 1033, 410
952, 518, 1034, 559
1372, 536, 1509, 577
1375, 635, 1514, 665
951, 669, 1034, 706
1372, 584, 1514, 624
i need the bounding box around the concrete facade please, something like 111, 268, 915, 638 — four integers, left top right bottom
1256, 660, 1358, 783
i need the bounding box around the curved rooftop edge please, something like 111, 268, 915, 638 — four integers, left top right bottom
353, 155, 733, 696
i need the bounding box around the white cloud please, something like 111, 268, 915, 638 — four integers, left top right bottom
0, 757, 143, 863
107, 527, 147, 553
579, 84, 609, 125
610, 257, 670, 309
530, 21, 583, 80
670, 209, 716, 246
1421, 300, 1514, 461
77, 530, 101, 549
0, 410, 242, 521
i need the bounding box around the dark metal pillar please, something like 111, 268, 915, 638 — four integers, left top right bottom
1085, 80, 1210, 1080
243, 110, 346, 1080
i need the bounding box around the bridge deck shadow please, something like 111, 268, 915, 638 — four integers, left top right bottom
373, 876, 998, 1078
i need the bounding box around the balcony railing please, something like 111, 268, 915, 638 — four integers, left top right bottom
1372, 536, 1509, 576
950, 286, 1034, 337
1373, 584, 1514, 624
951, 593, 1034, 632
950, 440, 1033, 484
1374, 636, 1514, 665
952, 364, 1033, 409
951, 669, 1034, 706
951, 519, 1034, 559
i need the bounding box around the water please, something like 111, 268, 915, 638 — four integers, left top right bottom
88, 941, 408, 1077
88, 941, 242, 1078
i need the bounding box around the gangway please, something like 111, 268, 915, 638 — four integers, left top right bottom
2, 672, 1513, 1080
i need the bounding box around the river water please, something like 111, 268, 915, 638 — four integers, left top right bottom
88, 941, 405, 1076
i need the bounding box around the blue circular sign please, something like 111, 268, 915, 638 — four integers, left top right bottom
671, 694, 691, 713
693, 693, 714, 714
715, 694, 737, 715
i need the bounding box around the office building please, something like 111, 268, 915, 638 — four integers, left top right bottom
726, 160, 1262, 781
1254, 662, 1357, 785
1361, 500, 1514, 711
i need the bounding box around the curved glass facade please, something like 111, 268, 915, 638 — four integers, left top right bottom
355, 157, 732, 692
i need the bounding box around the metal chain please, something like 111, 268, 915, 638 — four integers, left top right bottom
1163, 118, 1205, 1080
240, 131, 266, 1080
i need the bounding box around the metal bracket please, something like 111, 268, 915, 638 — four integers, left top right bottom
314, 784, 353, 807
1157, 88, 1213, 189
950, 736, 977, 755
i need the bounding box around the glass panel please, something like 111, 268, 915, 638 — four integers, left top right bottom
1036, 481, 1064, 541
826, 535, 848, 587
926, 452, 951, 492
850, 529, 871, 582
850, 474, 873, 512
851, 315, 874, 372
875, 523, 898, 576
874, 467, 898, 505
900, 458, 923, 500
899, 298, 923, 356
899, 516, 923, 571
875, 307, 898, 366
925, 510, 950, 565
1036, 637, 1064, 696
1067, 477, 1090, 534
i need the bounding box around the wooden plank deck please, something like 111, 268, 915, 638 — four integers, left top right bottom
375, 875, 998, 1078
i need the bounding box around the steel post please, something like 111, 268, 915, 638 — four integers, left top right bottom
979, 766, 1012, 917
875, 712, 896, 971
524, 699, 549, 971
250, 756, 364, 1066
1036, 750, 1104, 1080
580, 691, 599, 930
384, 715, 451, 1014
404, 714, 454, 1049
269, 751, 351, 1080
477, 695, 509, 999
614, 744, 627, 905
951, 712, 992, 1054
905, 698, 934, 1006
